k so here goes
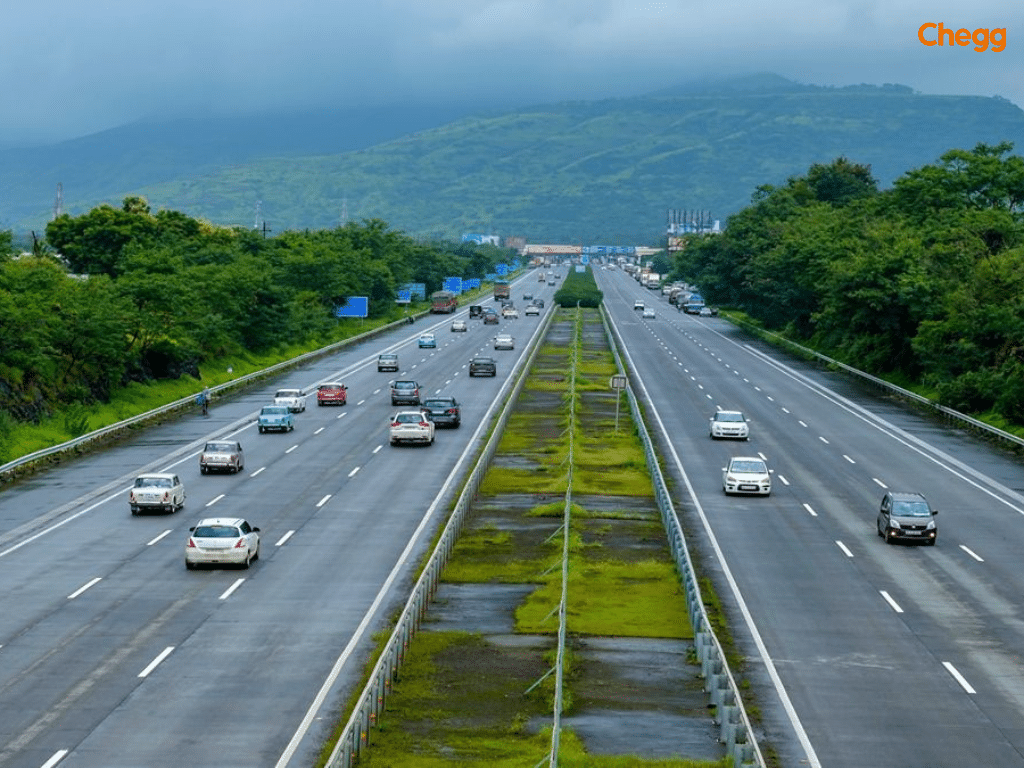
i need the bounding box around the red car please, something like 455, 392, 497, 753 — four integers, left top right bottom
316, 383, 348, 406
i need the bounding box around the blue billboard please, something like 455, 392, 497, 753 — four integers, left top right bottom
442, 276, 463, 294
496, 263, 509, 276
395, 289, 412, 303
399, 282, 427, 300
464, 278, 481, 289
335, 296, 369, 318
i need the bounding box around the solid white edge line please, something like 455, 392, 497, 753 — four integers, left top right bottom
879, 590, 904, 613
67, 577, 102, 600
608, 317, 819, 768
835, 541, 854, 558
219, 579, 245, 600
138, 646, 175, 678
943, 662, 977, 694
40, 750, 69, 768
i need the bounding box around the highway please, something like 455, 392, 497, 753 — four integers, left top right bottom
0, 275, 555, 768
595, 266, 1024, 768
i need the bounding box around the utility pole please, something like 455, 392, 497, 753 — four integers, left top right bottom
53, 182, 63, 220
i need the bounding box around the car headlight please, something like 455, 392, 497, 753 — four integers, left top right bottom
725, 475, 737, 484
926, 520, 936, 530
888, 519, 901, 529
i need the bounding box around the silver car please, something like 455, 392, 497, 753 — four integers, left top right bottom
185, 517, 261, 569
494, 333, 515, 350
199, 440, 245, 474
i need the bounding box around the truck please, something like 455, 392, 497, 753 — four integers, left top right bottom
430, 290, 458, 313
493, 279, 511, 301
642, 273, 661, 290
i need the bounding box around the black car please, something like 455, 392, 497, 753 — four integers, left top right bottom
469, 357, 497, 377
469, 305, 483, 318
522, 293, 533, 301
422, 396, 461, 428
482, 310, 499, 325
390, 380, 421, 406
877, 491, 938, 545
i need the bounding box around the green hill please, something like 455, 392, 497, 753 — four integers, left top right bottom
8, 76, 1024, 244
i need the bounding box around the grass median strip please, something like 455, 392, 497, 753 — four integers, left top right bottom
353, 307, 728, 768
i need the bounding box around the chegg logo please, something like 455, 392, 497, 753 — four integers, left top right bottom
918, 23, 1006, 52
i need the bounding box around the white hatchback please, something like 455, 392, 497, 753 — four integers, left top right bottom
185, 517, 261, 569
722, 457, 772, 496
710, 411, 749, 440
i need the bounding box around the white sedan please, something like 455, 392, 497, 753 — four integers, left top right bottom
185, 517, 261, 569
129, 473, 186, 515
524, 305, 540, 316
709, 411, 749, 440
722, 456, 772, 496
494, 333, 515, 350
389, 410, 435, 445
642, 307, 656, 319
451, 319, 468, 332
274, 388, 307, 412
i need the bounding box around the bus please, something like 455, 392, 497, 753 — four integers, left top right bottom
430, 290, 458, 313
493, 280, 511, 301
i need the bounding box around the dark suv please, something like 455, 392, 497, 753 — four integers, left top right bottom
390, 380, 421, 406
468, 357, 496, 377
422, 396, 461, 428
877, 491, 938, 545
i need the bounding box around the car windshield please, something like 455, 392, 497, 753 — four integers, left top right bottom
716, 413, 744, 423
380, 355, 397, 360
395, 413, 423, 423
275, 390, 299, 397
204, 442, 235, 452
135, 476, 172, 488
319, 385, 343, 392
423, 399, 454, 409
194, 525, 241, 538
474, 358, 494, 364
731, 460, 766, 474
394, 382, 416, 389
262, 406, 288, 414
892, 501, 931, 517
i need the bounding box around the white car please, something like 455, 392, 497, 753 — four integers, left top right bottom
199, 440, 245, 474
130, 473, 186, 515
633, 300, 645, 311
389, 410, 435, 445
185, 517, 261, 569
709, 411, 749, 440
451, 319, 468, 332
524, 305, 540, 316
642, 307, 656, 319
501, 306, 519, 319
494, 333, 515, 350
274, 388, 306, 412
722, 456, 772, 496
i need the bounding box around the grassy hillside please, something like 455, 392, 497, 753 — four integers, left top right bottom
7, 77, 1024, 244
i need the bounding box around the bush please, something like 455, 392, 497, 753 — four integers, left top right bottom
554, 266, 603, 308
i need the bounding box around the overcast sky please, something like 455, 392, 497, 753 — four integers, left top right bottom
0, 0, 1020, 145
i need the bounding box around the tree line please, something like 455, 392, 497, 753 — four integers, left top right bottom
0, 197, 515, 425
670, 143, 1024, 425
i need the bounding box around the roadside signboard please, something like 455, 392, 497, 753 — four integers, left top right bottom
335, 296, 369, 318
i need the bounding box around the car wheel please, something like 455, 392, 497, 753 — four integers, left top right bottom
429, 435, 435, 445
201, 465, 209, 474
259, 426, 265, 434
928, 538, 937, 546
131, 506, 139, 516
289, 423, 294, 432
884, 528, 893, 544
186, 560, 196, 570
242, 552, 251, 569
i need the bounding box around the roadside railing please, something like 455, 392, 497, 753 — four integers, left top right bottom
731, 317, 1024, 451
601, 304, 762, 768
324, 306, 558, 768
0, 313, 427, 484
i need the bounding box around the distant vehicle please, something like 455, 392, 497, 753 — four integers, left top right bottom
469, 305, 483, 318
429, 290, 458, 313
722, 457, 772, 496
483, 310, 499, 325
683, 302, 705, 314
547, 279, 556, 286
633, 300, 645, 311
316, 383, 347, 406
501, 306, 519, 319
494, 279, 511, 301
877, 492, 938, 545
390, 380, 422, 406
186, 517, 260, 569
377, 353, 400, 372
451, 319, 468, 332
534, 298, 545, 308
469, 356, 497, 377
642, 307, 656, 319
699, 306, 714, 317
494, 333, 515, 350
130, 473, 185, 515
258, 405, 294, 433
199, 440, 245, 474
421, 396, 461, 428
389, 410, 435, 445
709, 411, 749, 440
524, 305, 540, 316
418, 333, 437, 348
522, 293, 533, 301
274, 389, 307, 412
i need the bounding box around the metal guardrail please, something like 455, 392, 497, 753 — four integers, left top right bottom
324, 305, 558, 768
600, 304, 762, 768
731, 317, 1024, 451
0, 313, 427, 484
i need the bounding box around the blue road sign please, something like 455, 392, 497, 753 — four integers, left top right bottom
335, 296, 369, 318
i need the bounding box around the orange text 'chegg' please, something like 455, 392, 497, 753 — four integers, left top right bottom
918, 23, 1006, 51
